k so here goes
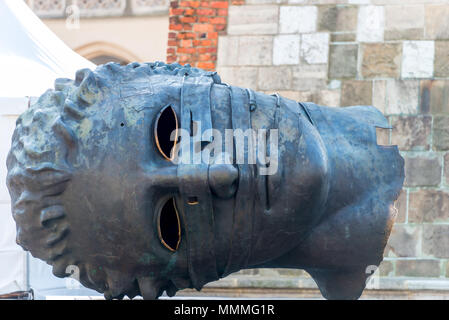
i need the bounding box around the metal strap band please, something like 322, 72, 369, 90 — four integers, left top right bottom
298, 101, 315, 127
246, 88, 257, 112
178, 75, 218, 290
222, 85, 255, 277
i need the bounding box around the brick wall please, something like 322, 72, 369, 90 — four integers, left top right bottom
210, 0, 449, 295
167, 0, 230, 70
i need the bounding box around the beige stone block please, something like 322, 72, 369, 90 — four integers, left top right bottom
385, 80, 420, 115
228, 5, 279, 35
258, 66, 293, 91
361, 43, 402, 78
409, 190, 449, 223
385, 225, 421, 258
420, 80, 449, 115
217, 36, 240, 67
396, 260, 441, 277
217, 66, 259, 89
313, 89, 340, 107
390, 115, 431, 151
329, 44, 358, 79
404, 155, 442, 187
237, 36, 273, 66
292, 65, 327, 91
425, 5, 449, 39
341, 80, 372, 106
318, 5, 358, 32
434, 41, 449, 77
423, 225, 449, 258
372, 80, 387, 114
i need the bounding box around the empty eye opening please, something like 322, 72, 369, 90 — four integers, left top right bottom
154, 106, 178, 161
157, 198, 181, 252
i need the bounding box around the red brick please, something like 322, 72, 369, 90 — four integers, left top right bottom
214, 24, 226, 31
167, 55, 177, 63
183, 23, 193, 31
168, 32, 177, 39
169, 16, 179, 24
198, 17, 209, 23
167, 48, 176, 54
208, 32, 218, 39
197, 62, 215, 70
180, 39, 192, 47
199, 54, 212, 61
210, 17, 226, 24
193, 24, 214, 32
197, 47, 217, 54
200, 1, 210, 7
197, 8, 216, 15
177, 32, 195, 39
169, 24, 183, 31
170, 1, 178, 8
231, 0, 244, 5
211, 1, 228, 9
180, 16, 196, 23
179, 55, 191, 63
217, 9, 228, 16
170, 8, 184, 15
178, 47, 196, 54
184, 8, 195, 15
168, 40, 177, 46
180, 1, 200, 8
200, 39, 212, 46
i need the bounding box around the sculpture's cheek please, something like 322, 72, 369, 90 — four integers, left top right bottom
249, 119, 329, 265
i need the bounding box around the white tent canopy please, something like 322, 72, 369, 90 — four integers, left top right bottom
0, 0, 95, 98
0, 0, 97, 298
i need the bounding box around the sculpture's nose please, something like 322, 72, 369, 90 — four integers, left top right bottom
145, 166, 178, 187
208, 164, 238, 199
146, 164, 238, 199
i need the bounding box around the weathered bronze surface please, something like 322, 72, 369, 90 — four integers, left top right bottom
6, 62, 404, 300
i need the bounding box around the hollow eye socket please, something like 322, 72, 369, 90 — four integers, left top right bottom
154, 105, 178, 161
157, 198, 181, 252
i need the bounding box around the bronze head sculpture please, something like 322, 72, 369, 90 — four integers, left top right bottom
6, 62, 404, 300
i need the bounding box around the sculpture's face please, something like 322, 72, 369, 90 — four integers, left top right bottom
60, 76, 199, 298
7, 63, 330, 299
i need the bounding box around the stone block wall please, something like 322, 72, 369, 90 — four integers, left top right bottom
214, 0, 449, 288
